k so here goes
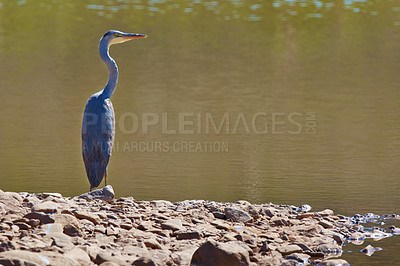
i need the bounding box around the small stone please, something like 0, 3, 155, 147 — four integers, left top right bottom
161, 219, 183, 231
51, 233, 74, 249
224, 207, 252, 223
276, 244, 303, 255
175, 230, 202, 240
348, 232, 365, 241
24, 212, 55, 224
210, 220, 230, 230
321, 259, 350, 266
144, 239, 162, 249
64, 247, 91, 265
318, 209, 334, 217
63, 224, 82, 237
138, 221, 153, 231
280, 259, 301, 266
297, 212, 314, 219
106, 227, 119, 236
271, 217, 290, 226
32, 201, 60, 213
123, 246, 150, 257
41, 223, 64, 234
263, 207, 276, 217
42, 192, 63, 198
285, 253, 310, 264
191, 240, 251, 266
53, 214, 80, 228
74, 211, 101, 225
331, 232, 345, 245
121, 223, 133, 230
77, 185, 115, 202
13, 222, 30, 230
27, 219, 41, 227
0, 250, 48, 265
360, 244, 382, 256
132, 256, 157, 266
213, 212, 226, 219
319, 220, 334, 229
94, 251, 127, 265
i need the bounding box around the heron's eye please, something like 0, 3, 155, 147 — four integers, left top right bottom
113, 33, 122, 37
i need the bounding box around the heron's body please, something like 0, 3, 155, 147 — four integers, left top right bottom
82, 30, 146, 191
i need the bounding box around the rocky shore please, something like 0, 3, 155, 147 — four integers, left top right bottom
0, 186, 397, 265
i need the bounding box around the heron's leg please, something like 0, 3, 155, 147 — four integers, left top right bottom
105, 171, 107, 186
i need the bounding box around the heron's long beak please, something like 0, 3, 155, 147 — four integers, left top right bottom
122, 33, 147, 40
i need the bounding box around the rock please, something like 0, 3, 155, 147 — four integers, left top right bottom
320, 259, 350, 265
0, 250, 51, 265
348, 232, 365, 242
271, 217, 290, 226
53, 213, 80, 228
263, 207, 276, 217
299, 205, 312, 212
316, 243, 342, 255
42, 192, 63, 198
319, 220, 334, 229
171, 246, 198, 265
64, 247, 91, 265
276, 244, 303, 255
144, 238, 162, 249
121, 223, 133, 230
94, 250, 127, 265
224, 207, 252, 223
24, 212, 55, 224
175, 230, 202, 240
133, 256, 158, 266
0, 192, 24, 213
74, 211, 101, 225
280, 259, 302, 266
51, 232, 74, 249
32, 201, 60, 213
297, 212, 314, 219
64, 224, 82, 237
210, 220, 230, 230
191, 240, 251, 266
0, 192, 23, 203
0, 250, 81, 265
161, 219, 183, 231
41, 223, 64, 234
318, 209, 334, 217
360, 244, 382, 256
106, 227, 119, 236
138, 221, 153, 231
285, 253, 310, 264
213, 212, 226, 219
77, 185, 115, 202
13, 222, 30, 230
123, 246, 150, 257
392, 227, 400, 235
331, 232, 345, 245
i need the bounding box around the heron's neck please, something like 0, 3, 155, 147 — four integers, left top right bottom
99, 39, 118, 98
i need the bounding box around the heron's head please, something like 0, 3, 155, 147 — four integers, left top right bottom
102, 30, 147, 46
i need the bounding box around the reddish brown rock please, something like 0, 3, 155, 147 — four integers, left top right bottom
191, 240, 251, 266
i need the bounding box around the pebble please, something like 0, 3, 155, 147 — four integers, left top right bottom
0, 187, 394, 265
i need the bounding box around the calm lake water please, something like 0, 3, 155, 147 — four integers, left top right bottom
0, 0, 400, 264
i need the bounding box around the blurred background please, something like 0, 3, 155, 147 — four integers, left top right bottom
1, 0, 400, 263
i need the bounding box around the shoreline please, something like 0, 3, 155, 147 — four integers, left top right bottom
0, 187, 397, 265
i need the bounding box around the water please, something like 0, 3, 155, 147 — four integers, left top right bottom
0, 0, 400, 263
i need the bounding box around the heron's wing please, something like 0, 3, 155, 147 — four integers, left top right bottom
82, 97, 115, 189
100, 98, 115, 158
